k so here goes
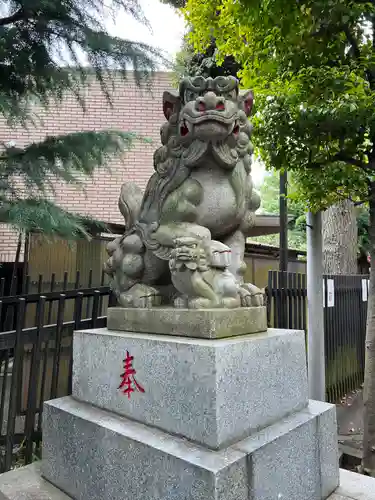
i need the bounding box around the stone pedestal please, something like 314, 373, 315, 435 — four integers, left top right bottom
0, 307, 340, 500
36, 308, 340, 500
72, 327, 308, 448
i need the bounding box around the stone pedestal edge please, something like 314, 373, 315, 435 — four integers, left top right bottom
107, 305, 267, 338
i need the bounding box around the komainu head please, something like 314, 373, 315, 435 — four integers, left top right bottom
156, 76, 254, 172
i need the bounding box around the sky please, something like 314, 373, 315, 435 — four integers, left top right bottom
106, 0, 187, 60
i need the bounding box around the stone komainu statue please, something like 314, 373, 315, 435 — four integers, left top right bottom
105, 76, 264, 309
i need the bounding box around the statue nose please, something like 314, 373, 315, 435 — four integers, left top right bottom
196, 92, 225, 112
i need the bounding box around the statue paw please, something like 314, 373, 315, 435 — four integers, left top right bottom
118, 284, 162, 308
239, 283, 265, 307
187, 297, 219, 309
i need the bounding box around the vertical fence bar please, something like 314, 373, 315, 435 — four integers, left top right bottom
63, 272, 68, 291
24, 297, 46, 464
301, 273, 307, 332
68, 293, 83, 394
287, 272, 293, 328
4, 299, 26, 471
86, 270, 93, 319
291, 273, 298, 329
273, 271, 280, 328
297, 273, 303, 330
99, 270, 105, 315
38, 299, 53, 416
266, 273, 272, 327
75, 271, 80, 289
0, 295, 9, 447
34, 275, 43, 325
47, 273, 56, 325
92, 291, 101, 328
0, 347, 10, 444
24, 275, 30, 295
50, 295, 66, 400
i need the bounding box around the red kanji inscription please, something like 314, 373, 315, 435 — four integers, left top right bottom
118, 351, 145, 399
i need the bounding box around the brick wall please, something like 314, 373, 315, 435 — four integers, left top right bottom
0, 71, 174, 261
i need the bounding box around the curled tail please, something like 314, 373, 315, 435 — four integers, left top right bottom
118, 182, 143, 230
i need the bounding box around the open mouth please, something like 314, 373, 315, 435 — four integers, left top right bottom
180, 121, 190, 136
180, 118, 240, 137
232, 124, 240, 136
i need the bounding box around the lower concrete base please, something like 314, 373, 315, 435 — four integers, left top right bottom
0, 464, 372, 500
38, 396, 338, 500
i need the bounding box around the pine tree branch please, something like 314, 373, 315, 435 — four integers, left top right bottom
0, 198, 107, 239
0, 9, 25, 26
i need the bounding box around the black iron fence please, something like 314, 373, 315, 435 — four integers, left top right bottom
0, 267, 368, 471
267, 271, 368, 404
0, 270, 114, 472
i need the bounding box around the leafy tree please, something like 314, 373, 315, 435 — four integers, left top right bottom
184, 0, 375, 474
0, 0, 162, 240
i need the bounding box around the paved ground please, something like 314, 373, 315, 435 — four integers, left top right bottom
1, 464, 374, 500
329, 468, 375, 500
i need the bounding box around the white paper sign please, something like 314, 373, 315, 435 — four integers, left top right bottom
362, 279, 368, 302
327, 279, 335, 308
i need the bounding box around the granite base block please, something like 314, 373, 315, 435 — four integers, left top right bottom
73, 327, 308, 449
41, 397, 339, 500
42, 397, 248, 500
107, 306, 267, 338
233, 400, 339, 500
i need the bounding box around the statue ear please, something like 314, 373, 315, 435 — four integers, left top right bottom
163, 90, 181, 120
240, 90, 254, 117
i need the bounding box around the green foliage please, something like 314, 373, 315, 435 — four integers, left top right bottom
251, 169, 307, 250
183, 0, 375, 211
0, 0, 164, 239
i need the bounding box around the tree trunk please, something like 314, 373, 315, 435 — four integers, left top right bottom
322, 199, 358, 274
362, 184, 375, 475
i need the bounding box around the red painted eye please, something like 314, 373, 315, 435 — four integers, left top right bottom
198, 102, 206, 112
233, 125, 240, 135
216, 102, 225, 111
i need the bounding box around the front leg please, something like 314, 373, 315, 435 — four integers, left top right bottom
221, 230, 246, 283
